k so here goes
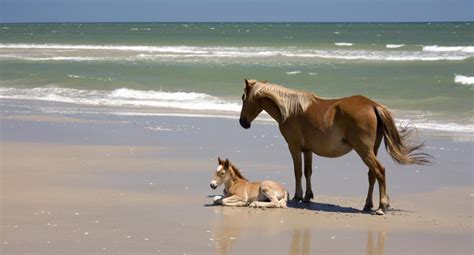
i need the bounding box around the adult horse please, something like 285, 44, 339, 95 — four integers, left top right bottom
238, 79, 430, 215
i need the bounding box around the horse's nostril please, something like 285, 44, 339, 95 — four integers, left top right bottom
210, 183, 217, 189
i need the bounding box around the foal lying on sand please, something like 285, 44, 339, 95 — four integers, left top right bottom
210, 157, 288, 208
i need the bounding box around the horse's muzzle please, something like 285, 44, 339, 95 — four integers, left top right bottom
239, 117, 251, 129
210, 183, 217, 189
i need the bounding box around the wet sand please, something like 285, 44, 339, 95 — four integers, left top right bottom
1, 114, 473, 254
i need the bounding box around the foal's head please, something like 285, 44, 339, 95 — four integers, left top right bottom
210, 157, 232, 189
239, 79, 264, 129
210, 157, 247, 189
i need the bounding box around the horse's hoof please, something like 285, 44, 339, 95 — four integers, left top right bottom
363, 205, 373, 212
302, 197, 312, 203
249, 202, 257, 208
291, 195, 303, 203
375, 208, 385, 215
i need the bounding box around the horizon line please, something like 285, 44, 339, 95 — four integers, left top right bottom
1, 20, 473, 25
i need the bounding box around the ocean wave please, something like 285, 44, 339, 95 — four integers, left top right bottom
0, 43, 209, 54
0, 86, 472, 133
396, 118, 474, 133
0, 43, 472, 62
0, 87, 241, 112
334, 42, 353, 46
386, 44, 405, 49
423, 45, 474, 53
286, 71, 302, 75
454, 75, 474, 86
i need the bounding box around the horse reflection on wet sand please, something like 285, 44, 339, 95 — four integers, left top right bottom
239, 79, 431, 215
208, 206, 388, 255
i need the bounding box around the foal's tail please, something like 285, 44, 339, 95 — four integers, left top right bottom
374, 105, 432, 165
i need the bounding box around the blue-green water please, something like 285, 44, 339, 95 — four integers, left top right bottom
0, 23, 473, 133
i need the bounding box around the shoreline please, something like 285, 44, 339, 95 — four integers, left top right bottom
1, 98, 472, 142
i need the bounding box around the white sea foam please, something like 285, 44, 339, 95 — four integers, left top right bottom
0, 43, 472, 62
0, 87, 241, 112
454, 75, 474, 86
0, 86, 472, 133
286, 71, 301, 75
386, 44, 405, 49
68, 74, 86, 79
396, 118, 474, 133
0, 44, 209, 54
335, 42, 353, 46
423, 45, 474, 53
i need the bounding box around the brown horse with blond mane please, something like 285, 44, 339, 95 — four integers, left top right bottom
239, 79, 430, 215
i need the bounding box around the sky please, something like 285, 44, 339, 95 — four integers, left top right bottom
1, 0, 473, 23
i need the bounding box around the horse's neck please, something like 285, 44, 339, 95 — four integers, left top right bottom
257, 84, 319, 124
260, 97, 283, 124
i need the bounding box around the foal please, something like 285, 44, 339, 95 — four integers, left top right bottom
210, 157, 288, 208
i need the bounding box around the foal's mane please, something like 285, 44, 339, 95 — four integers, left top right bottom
249, 82, 318, 122
229, 163, 248, 181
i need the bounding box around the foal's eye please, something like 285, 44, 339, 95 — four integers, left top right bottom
219, 171, 225, 176
242, 94, 246, 101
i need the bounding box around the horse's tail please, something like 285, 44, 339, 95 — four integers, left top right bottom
374, 105, 432, 165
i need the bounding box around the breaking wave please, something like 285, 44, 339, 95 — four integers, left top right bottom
1, 43, 472, 62
0, 87, 241, 112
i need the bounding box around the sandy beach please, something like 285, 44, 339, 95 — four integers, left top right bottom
1, 113, 472, 254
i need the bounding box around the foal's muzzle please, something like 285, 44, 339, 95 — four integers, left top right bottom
239, 117, 251, 129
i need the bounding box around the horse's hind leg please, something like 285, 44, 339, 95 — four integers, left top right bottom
364, 132, 383, 212
359, 151, 389, 215
303, 150, 314, 203
249, 186, 281, 208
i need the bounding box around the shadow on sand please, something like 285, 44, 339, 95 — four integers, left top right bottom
288, 201, 363, 214
206, 195, 412, 214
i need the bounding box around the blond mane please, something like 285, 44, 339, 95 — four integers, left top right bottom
249, 82, 318, 122
229, 163, 248, 181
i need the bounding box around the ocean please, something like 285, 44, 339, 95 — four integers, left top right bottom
0, 22, 473, 135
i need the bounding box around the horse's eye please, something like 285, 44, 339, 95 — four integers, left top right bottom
219, 172, 225, 176
242, 94, 246, 101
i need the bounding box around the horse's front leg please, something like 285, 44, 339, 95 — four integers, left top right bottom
303, 150, 314, 203
289, 145, 303, 202
221, 195, 248, 207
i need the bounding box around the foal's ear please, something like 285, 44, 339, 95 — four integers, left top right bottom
218, 157, 223, 165
224, 158, 230, 168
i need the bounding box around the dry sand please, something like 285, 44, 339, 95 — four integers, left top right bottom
1, 114, 473, 254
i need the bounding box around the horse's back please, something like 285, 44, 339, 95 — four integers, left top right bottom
336, 95, 380, 131
298, 95, 380, 157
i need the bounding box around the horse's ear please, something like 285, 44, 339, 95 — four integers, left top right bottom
244, 79, 256, 90
218, 157, 223, 164
224, 158, 230, 168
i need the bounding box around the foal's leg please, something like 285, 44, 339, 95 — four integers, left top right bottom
364, 133, 383, 212
221, 195, 248, 207
303, 150, 314, 203
249, 186, 281, 208
289, 145, 303, 202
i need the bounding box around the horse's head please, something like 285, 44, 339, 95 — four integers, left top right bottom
210, 157, 232, 189
239, 79, 264, 129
